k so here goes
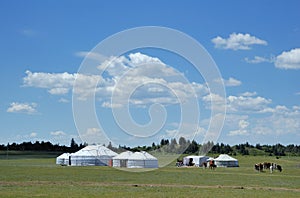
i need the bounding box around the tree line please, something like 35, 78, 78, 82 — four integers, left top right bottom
1, 137, 300, 156
0, 138, 86, 153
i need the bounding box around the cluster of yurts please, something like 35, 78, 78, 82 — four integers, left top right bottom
56, 145, 158, 168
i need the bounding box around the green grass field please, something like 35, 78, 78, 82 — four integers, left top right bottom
0, 153, 299, 197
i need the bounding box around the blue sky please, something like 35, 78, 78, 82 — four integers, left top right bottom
1, 1, 300, 146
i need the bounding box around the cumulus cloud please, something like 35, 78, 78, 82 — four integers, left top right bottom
227, 95, 271, 113
7, 102, 37, 114
244, 56, 273, 64
275, 48, 300, 69
50, 131, 66, 136
80, 128, 109, 145
212, 33, 267, 50
30, 132, 38, 137
23, 70, 76, 94
75, 51, 107, 61
24, 52, 208, 106
253, 105, 300, 136
228, 119, 250, 136
240, 92, 257, 97
58, 98, 69, 103
215, 77, 241, 87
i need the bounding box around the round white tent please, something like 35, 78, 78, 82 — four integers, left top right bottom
56, 153, 71, 166
214, 154, 239, 167
112, 151, 133, 168
70, 145, 117, 166
127, 151, 158, 168
183, 155, 209, 166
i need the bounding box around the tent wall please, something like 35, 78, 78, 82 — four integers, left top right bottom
127, 159, 158, 168
113, 159, 128, 168
56, 153, 70, 166
215, 160, 239, 167
70, 156, 113, 166
183, 156, 209, 166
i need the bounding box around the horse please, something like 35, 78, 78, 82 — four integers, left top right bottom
263, 162, 271, 170
176, 159, 183, 167
276, 165, 282, 172
209, 160, 216, 170
254, 163, 263, 172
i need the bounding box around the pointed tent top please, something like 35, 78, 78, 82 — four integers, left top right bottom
215, 154, 237, 161
128, 151, 157, 160
72, 145, 117, 156
113, 151, 133, 160
57, 153, 70, 158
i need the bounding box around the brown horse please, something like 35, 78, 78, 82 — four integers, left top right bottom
209, 160, 216, 170
254, 163, 263, 172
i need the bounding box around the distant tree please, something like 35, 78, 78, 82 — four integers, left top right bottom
107, 141, 113, 149
70, 138, 79, 152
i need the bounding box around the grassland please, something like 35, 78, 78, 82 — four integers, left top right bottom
0, 153, 299, 197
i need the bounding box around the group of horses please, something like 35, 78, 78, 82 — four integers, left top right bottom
176, 159, 216, 170
254, 162, 282, 173
202, 160, 216, 170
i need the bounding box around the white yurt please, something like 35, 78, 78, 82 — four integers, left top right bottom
56, 153, 71, 166
70, 145, 117, 166
127, 151, 158, 168
214, 154, 239, 167
112, 151, 133, 168
183, 155, 209, 166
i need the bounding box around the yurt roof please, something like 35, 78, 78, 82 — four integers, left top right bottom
113, 151, 133, 160
128, 151, 157, 160
57, 153, 70, 158
72, 145, 117, 156
215, 154, 237, 161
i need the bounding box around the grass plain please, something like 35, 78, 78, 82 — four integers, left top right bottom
0, 152, 299, 197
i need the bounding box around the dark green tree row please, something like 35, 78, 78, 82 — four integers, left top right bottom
0, 138, 85, 153
1, 138, 300, 156
119, 138, 300, 156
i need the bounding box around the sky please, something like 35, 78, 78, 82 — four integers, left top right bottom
1, 1, 300, 147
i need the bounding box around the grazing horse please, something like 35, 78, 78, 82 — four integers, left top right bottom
255, 163, 263, 172
263, 162, 271, 170
276, 165, 282, 172
209, 160, 216, 170
176, 159, 183, 167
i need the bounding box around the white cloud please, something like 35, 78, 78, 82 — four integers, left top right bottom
23, 70, 103, 100
215, 77, 241, 87
253, 105, 300, 136
50, 131, 66, 136
58, 98, 69, 103
7, 102, 37, 114
75, 51, 107, 61
227, 95, 271, 113
275, 48, 300, 69
244, 56, 273, 64
212, 33, 267, 50
80, 128, 109, 145
25, 53, 208, 106
240, 92, 257, 97
30, 132, 38, 137
48, 87, 69, 95
228, 129, 249, 136
23, 70, 76, 94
